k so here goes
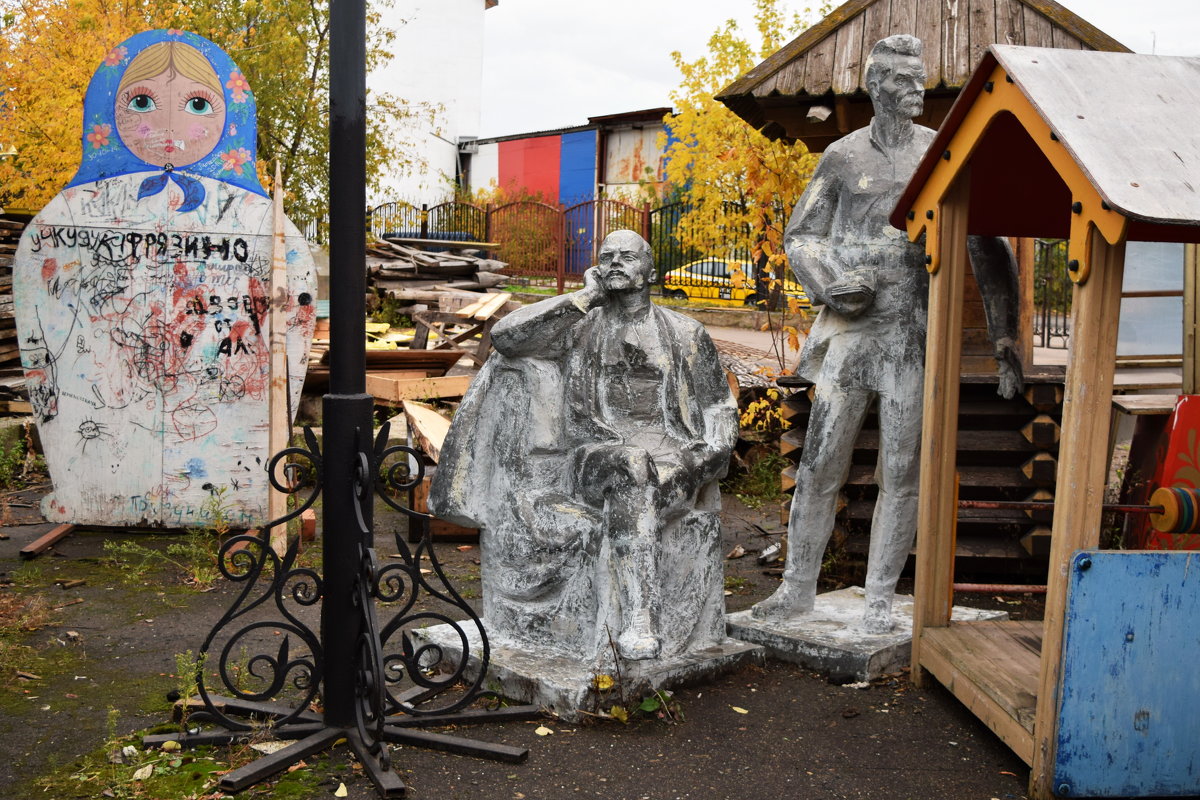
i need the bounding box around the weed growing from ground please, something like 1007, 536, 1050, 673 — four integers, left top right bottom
724, 450, 787, 510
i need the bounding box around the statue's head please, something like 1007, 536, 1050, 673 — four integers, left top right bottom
596, 230, 655, 295
864, 35, 926, 121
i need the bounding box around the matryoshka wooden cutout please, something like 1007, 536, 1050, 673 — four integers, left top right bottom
13, 30, 317, 528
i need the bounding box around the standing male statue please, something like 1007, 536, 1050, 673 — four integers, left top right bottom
431, 230, 737, 664
751, 34, 1022, 633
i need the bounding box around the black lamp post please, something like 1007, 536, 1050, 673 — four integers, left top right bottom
145, 2, 539, 795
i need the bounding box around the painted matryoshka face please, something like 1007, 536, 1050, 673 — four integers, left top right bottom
115, 70, 226, 168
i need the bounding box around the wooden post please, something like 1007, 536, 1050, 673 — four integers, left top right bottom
1184, 243, 1198, 395
911, 173, 969, 686
1028, 228, 1125, 800
268, 163, 290, 556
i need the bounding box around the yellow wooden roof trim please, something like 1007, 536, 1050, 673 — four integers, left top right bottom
902, 62, 1127, 284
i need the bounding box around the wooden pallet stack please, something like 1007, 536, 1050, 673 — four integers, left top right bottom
780, 369, 1066, 570
0, 218, 24, 365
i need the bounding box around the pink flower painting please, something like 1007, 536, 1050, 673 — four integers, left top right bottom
102, 46, 128, 67
219, 147, 252, 175
86, 123, 111, 149
225, 71, 251, 103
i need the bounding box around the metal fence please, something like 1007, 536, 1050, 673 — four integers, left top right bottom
364, 199, 764, 294
1033, 239, 1072, 349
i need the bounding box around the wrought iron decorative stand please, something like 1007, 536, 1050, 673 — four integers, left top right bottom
144, 2, 539, 795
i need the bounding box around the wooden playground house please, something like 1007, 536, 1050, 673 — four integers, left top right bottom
894, 46, 1200, 799
719, 0, 1134, 565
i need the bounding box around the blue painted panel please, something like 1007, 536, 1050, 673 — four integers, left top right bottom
1055, 551, 1200, 797
558, 130, 596, 206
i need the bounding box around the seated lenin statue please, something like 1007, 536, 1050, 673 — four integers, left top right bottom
429, 230, 737, 666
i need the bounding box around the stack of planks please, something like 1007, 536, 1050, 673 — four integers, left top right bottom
366, 238, 509, 294
0, 218, 24, 365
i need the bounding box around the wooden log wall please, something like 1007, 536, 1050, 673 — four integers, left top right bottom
781, 368, 1065, 569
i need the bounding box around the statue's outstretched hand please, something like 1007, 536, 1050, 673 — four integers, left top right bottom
994, 337, 1025, 400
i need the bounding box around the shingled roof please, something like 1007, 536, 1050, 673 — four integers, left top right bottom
717, 0, 1130, 151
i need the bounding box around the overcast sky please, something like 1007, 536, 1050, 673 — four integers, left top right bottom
476, 0, 1200, 138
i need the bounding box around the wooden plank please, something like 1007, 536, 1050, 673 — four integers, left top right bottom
968, 0, 996, 77
1030, 232, 1125, 799
887, 0, 918, 40
1111, 394, 1177, 415
1050, 26, 1083, 50
942, 0, 971, 85
860, 1, 890, 87
831, 11, 867, 95
771, 54, 809, 96
384, 236, 499, 250
402, 401, 452, 464
1184, 243, 1198, 394
913, 0, 943, 89
921, 622, 1038, 764
367, 374, 472, 406
453, 298, 488, 318
912, 173, 970, 685
268, 164, 289, 556
1112, 372, 1182, 393
802, 33, 837, 95
1021, 4, 1054, 48
994, 0, 1024, 46
20, 524, 76, 559
471, 291, 512, 321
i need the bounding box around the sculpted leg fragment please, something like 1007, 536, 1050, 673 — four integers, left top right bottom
580, 444, 663, 660
752, 385, 872, 622
861, 386, 922, 633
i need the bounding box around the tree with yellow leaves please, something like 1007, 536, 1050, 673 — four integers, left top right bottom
662, 0, 825, 360
0, 0, 434, 229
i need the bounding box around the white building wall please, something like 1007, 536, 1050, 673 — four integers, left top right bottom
370, 0, 490, 204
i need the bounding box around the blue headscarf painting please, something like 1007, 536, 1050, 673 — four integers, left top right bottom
69, 29, 266, 210
12, 30, 317, 529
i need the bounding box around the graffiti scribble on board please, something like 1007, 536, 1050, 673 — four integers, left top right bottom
13, 30, 317, 527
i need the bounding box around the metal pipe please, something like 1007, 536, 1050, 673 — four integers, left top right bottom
953, 583, 1047, 594
323, 0, 370, 730
958, 499, 1162, 515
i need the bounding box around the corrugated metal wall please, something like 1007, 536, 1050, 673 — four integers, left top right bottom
558, 130, 597, 205
499, 136, 560, 202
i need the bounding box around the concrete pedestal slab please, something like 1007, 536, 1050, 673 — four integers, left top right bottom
416, 623, 765, 721
726, 587, 1007, 682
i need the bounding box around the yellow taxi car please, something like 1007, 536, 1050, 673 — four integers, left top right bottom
660, 258, 810, 308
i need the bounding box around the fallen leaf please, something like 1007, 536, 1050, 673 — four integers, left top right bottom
841, 707, 860, 718
456, 545, 474, 551
731, 706, 749, 714
334, 782, 348, 797
609, 705, 629, 723
286, 760, 308, 773
161, 739, 182, 752
593, 674, 614, 691
725, 544, 746, 559
132, 764, 154, 781
534, 725, 554, 736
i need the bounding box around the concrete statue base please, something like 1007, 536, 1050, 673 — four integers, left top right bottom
727, 587, 1007, 682
415, 623, 764, 721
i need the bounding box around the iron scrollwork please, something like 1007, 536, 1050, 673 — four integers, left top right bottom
151, 420, 537, 797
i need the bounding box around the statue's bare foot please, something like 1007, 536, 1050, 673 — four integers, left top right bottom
862, 599, 896, 634
750, 582, 814, 622
617, 626, 661, 661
